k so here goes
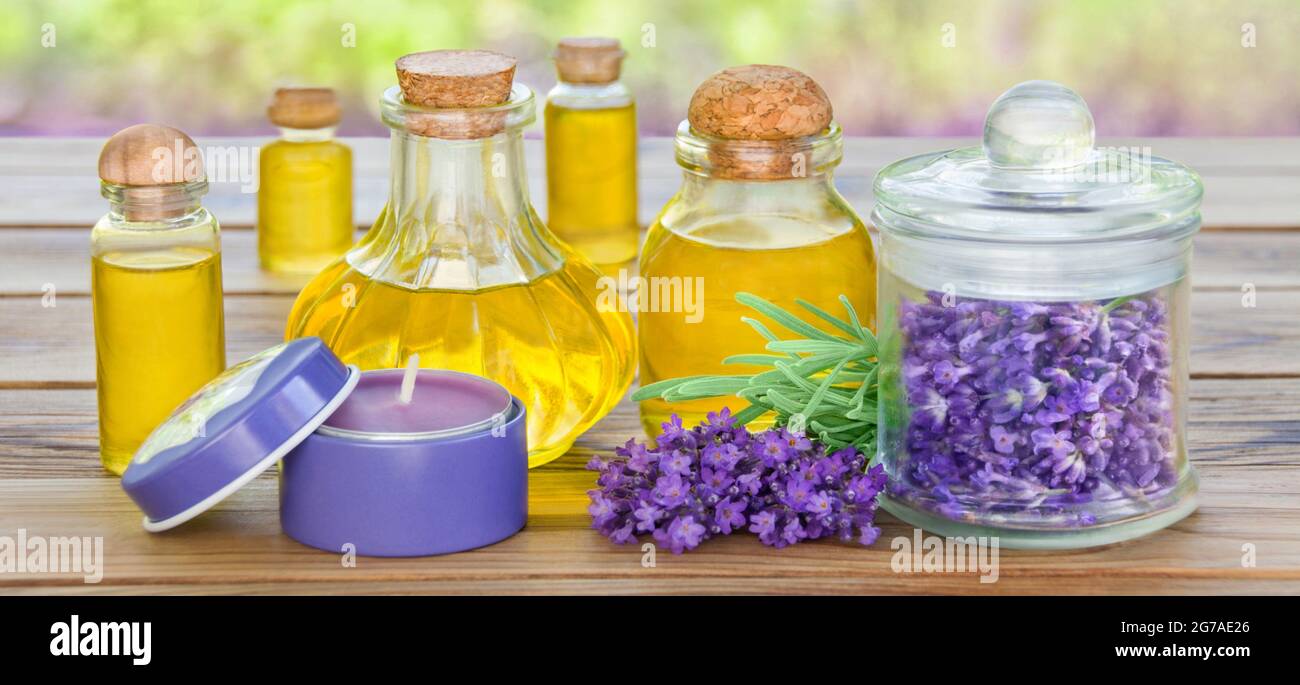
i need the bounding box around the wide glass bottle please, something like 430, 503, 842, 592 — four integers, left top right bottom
92, 124, 227, 475
286, 50, 636, 467
544, 37, 638, 270
258, 88, 354, 274
639, 65, 877, 435
873, 81, 1202, 548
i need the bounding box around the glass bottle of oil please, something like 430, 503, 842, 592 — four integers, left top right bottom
258, 88, 354, 274
639, 65, 877, 436
544, 37, 638, 271
92, 124, 227, 475
286, 50, 636, 467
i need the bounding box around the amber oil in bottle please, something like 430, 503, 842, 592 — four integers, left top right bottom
92, 125, 227, 475
544, 38, 639, 271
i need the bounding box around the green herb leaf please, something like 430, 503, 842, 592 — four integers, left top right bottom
634, 293, 879, 456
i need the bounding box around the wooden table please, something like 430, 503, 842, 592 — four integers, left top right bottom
1, 137, 1298, 595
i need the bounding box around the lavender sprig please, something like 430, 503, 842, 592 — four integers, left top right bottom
587, 409, 887, 554
631, 293, 879, 457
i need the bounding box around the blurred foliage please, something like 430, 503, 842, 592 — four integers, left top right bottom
1, 0, 1297, 135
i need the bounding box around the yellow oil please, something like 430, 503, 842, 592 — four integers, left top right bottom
92, 248, 227, 475
285, 256, 636, 467
257, 139, 353, 274
638, 216, 876, 436
544, 103, 638, 270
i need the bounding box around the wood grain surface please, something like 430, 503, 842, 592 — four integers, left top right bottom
0, 137, 1297, 595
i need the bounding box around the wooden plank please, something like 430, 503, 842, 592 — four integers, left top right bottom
0, 447, 1296, 594
1, 138, 1296, 229
1, 289, 1294, 386
2, 377, 1295, 478
0, 229, 1295, 297
1, 378, 1297, 594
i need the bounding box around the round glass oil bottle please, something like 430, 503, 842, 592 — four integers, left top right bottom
258, 88, 354, 274
92, 125, 227, 475
638, 66, 877, 436
544, 37, 638, 270
286, 50, 636, 467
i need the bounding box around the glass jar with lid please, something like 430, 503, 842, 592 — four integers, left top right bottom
873, 81, 1202, 548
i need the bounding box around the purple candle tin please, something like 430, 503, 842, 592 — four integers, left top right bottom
121, 338, 528, 557
280, 373, 527, 557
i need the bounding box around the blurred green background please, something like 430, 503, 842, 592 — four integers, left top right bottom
2, 0, 1297, 136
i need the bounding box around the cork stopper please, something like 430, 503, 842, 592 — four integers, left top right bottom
687, 65, 832, 141
98, 124, 205, 186
395, 50, 518, 139
267, 88, 341, 129
554, 37, 624, 84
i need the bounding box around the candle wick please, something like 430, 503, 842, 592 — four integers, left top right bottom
398, 353, 419, 405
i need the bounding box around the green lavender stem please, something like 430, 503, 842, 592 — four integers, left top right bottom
631, 292, 879, 455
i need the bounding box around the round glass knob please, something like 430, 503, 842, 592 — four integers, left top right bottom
983, 80, 1095, 169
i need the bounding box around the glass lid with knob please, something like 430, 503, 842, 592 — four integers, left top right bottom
873, 80, 1203, 242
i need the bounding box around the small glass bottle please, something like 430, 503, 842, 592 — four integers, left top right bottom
873, 81, 1202, 547
639, 65, 877, 435
92, 124, 227, 475
258, 88, 354, 274
286, 50, 636, 468
544, 37, 638, 270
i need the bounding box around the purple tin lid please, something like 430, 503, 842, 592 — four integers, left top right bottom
121, 337, 360, 532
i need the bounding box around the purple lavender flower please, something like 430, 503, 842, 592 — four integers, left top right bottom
893, 289, 1180, 527
658, 515, 706, 554
587, 413, 886, 553
652, 473, 689, 507
715, 498, 746, 534
989, 425, 1019, 454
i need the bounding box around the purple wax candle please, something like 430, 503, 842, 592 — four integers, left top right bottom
322, 368, 512, 436
281, 365, 529, 557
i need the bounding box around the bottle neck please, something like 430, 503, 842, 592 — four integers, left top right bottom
102, 181, 207, 223
388, 128, 530, 222
673, 120, 843, 181
675, 171, 838, 215
277, 125, 337, 142
547, 80, 631, 109
346, 127, 562, 290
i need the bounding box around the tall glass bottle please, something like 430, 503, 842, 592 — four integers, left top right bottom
92, 125, 227, 475
258, 87, 354, 274
639, 65, 877, 436
286, 50, 636, 467
544, 37, 638, 271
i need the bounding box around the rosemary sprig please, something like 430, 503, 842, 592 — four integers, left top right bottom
632, 292, 879, 456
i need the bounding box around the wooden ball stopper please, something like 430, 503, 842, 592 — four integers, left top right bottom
687, 65, 832, 141
555, 37, 624, 84
268, 88, 342, 129
98, 124, 204, 186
